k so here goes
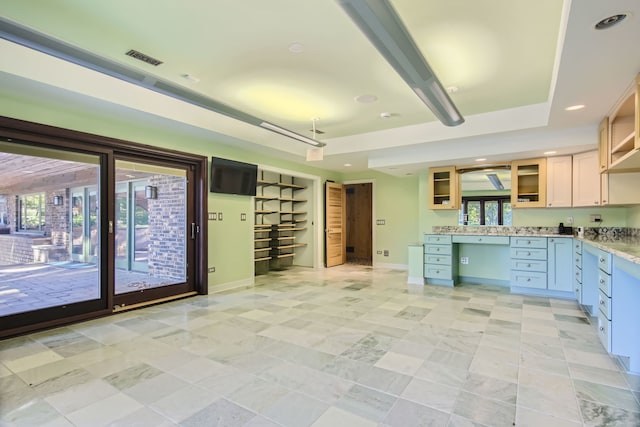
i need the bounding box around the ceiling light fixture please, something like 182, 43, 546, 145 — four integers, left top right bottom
595, 13, 629, 30
486, 174, 504, 190
344, 163, 352, 167
337, 0, 464, 126
0, 17, 325, 149
355, 94, 378, 103
475, 158, 487, 162
565, 104, 585, 111
544, 151, 557, 155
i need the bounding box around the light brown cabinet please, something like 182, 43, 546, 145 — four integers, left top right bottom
511, 158, 546, 208
429, 166, 458, 210
599, 117, 609, 172
606, 74, 640, 171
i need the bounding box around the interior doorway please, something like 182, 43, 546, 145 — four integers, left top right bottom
345, 182, 372, 266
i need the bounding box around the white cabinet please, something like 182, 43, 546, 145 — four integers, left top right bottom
546, 156, 572, 207
572, 150, 601, 207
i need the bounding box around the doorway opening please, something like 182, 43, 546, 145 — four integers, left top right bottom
345, 182, 372, 266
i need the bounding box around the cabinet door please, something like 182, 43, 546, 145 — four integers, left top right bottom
598, 117, 609, 172
572, 151, 600, 207
548, 237, 573, 292
429, 166, 458, 210
511, 158, 546, 208
546, 156, 572, 207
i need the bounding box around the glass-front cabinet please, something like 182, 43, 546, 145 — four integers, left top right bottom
511, 158, 546, 208
428, 166, 458, 210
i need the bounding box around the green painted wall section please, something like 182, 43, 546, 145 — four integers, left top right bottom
0, 89, 341, 288
342, 170, 419, 266
627, 206, 640, 227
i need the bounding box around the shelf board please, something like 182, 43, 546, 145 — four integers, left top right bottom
255, 195, 278, 201
276, 182, 306, 190
609, 148, 640, 171
277, 236, 295, 240
276, 253, 296, 259
255, 256, 272, 262
279, 198, 307, 203
254, 238, 271, 242
517, 192, 539, 196
278, 227, 306, 231
611, 132, 635, 154
254, 247, 271, 252
433, 194, 450, 198
254, 224, 272, 229
280, 211, 307, 215
255, 210, 278, 214
257, 180, 277, 186
433, 178, 450, 182
276, 243, 307, 249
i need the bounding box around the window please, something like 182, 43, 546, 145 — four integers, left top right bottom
18, 192, 46, 232
460, 196, 512, 226
0, 195, 7, 225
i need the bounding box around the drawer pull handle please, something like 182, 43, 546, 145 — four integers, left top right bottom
599, 326, 604, 332
478, 238, 482, 242
599, 279, 605, 284
599, 258, 605, 263
527, 241, 531, 245
600, 300, 605, 305
527, 252, 531, 256
576, 258, 579, 263
576, 288, 579, 292
526, 278, 531, 282
576, 272, 579, 276
436, 248, 440, 252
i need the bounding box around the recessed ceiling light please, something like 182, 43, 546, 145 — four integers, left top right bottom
595, 13, 629, 30
380, 112, 392, 119
23, 170, 34, 174
475, 158, 487, 162
344, 163, 352, 167
565, 104, 585, 111
181, 73, 200, 83
288, 42, 305, 53
544, 151, 557, 155
354, 94, 378, 104
125, 174, 136, 178
446, 86, 459, 94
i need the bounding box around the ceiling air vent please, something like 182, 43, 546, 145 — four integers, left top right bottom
125, 49, 163, 66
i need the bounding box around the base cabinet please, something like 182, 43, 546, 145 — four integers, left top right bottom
424, 234, 458, 286
547, 238, 573, 291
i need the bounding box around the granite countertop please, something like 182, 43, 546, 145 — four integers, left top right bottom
427, 226, 640, 265
578, 236, 640, 264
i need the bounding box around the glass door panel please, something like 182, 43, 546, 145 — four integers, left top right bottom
114, 160, 190, 298
0, 141, 103, 320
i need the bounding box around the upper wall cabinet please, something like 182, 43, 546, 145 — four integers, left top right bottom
511, 158, 546, 208
599, 117, 609, 172
606, 74, 640, 171
429, 166, 459, 210
573, 150, 601, 207
546, 156, 572, 208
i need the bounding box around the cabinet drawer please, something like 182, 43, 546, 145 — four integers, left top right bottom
424, 254, 452, 265
425, 265, 452, 280
510, 270, 547, 289
597, 250, 612, 275
424, 234, 452, 244
597, 312, 612, 352
510, 237, 547, 249
510, 259, 547, 272
598, 272, 612, 296
425, 245, 452, 255
451, 235, 509, 245
575, 266, 582, 284
574, 240, 583, 254
575, 252, 582, 267
510, 247, 547, 261
598, 290, 611, 320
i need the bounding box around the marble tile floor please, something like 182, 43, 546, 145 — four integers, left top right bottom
0, 263, 177, 316
1, 264, 639, 426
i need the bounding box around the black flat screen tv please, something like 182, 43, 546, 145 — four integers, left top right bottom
210, 157, 257, 196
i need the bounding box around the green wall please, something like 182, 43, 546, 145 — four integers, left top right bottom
343, 170, 419, 266
628, 206, 640, 227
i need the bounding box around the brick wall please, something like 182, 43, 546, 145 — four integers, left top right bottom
147, 176, 186, 280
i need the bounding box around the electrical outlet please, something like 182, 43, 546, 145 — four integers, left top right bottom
460, 257, 469, 265
377, 250, 382, 254
218, 212, 223, 221
240, 213, 246, 221
208, 212, 217, 220
590, 214, 602, 223
566, 216, 574, 224
376, 219, 385, 225
383, 250, 389, 256
208, 267, 215, 273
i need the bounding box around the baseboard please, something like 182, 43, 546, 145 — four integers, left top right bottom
407, 276, 424, 285
458, 276, 510, 287
374, 263, 408, 270
209, 277, 255, 294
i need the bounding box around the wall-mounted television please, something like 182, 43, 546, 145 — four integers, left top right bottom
210, 157, 257, 196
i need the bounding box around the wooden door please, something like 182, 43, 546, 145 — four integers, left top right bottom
345, 183, 372, 265
325, 181, 345, 267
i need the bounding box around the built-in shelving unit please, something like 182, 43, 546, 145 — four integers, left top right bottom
254, 170, 312, 275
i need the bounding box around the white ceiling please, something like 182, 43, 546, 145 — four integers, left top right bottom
0, 0, 639, 176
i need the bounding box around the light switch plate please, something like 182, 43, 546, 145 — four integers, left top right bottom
208, 212, 217, 220
218, 212, 223, 221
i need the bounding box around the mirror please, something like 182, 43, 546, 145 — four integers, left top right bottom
458, 167, 512, 226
